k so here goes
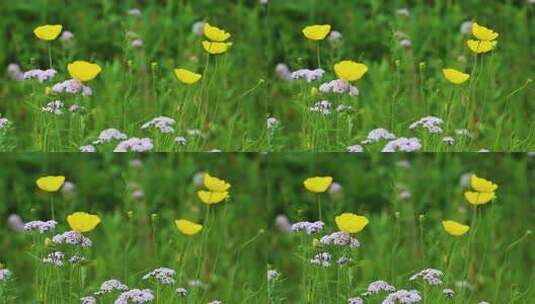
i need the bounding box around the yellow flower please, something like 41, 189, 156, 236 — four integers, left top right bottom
470, 174, 497, 193
466, 40, 497, 54
67, 212, 101, 233
174, 68, 202, 85
335, 213, 369, 234
334, 61, 368, 82
204, 23, 231, 42
442, 68, 470, 85
202, 41, 232, 55
197, 190, 229, 205
204, 174, 231, 192
302, 25, 331, 41
304, 176, 333, 193
175, 219, 203, 236
442, 220, 470, 236
464, 191, 496, 205
472, 22, 499, 41
36, 176, 65, 192
68, 61, 102, 82
33, 24, 63, 41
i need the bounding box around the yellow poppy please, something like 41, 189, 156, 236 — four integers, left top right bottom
442, 220, 470, 236
472, 22, 499, 41
470, 174, 497, 193
197, 190, 229, 204
202, 41, 232, 55
34, 24, 63, 41
304, 176, 333, 193
335, 213, 369, 234
67, 212, 101, 233
204, 174, 231, 192
334, 61, 368, 82
442, 68, 470, 84
175, 219, 203, 236
302, 25, 332, 41
174, 68, 202, 85
36, 176, 65, 192
204, 23, 231, 42
68, 61, 102, 82
466, 40, 497, 54
464, 191, 496, 205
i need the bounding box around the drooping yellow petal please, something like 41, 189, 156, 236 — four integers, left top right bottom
204, 23, 231, 42
68, 61, 102, 82
175, 219, 203, 236
464, 191, 496, 205
335, 213, 369, 234
204, 174, 231, 192
174, 68, 202, 85
34, 24, 63, 41
304, 176, 333, 193
442, 220, 470, 236
466, 40, 497, 54
67, 212, 101, 233
470, 174, 498, 193
472, 22, 499, 41
334, 61, 368, 82
36, 176, 65, 192
197, 190, 229, 205
302, 25, 331, 41
442, 68, 470, 85
202, 41, 232, 55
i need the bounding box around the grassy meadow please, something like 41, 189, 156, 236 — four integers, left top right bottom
0, 153, 534, 303
0, 1, 534, 152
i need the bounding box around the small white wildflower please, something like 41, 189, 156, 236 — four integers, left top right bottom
362, 128, 396, 145
410, 116, 444, 134
142, 116, 176, 134
382, 138, 422, 152
114, 138, 154, 152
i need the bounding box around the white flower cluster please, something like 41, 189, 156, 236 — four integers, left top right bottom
291, 221, 325, 235
142, 267, 176, 285
24, 220, 57, 234
52, 231, 93, 248
142, 116, 176, 134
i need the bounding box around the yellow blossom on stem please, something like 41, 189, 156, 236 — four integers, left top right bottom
175, 219, 203, 236
304, 176, 333, 193
302, 25, 331, 41
67, 212, 101, 233
36, 176, 65, 192
335, 213, 369, 234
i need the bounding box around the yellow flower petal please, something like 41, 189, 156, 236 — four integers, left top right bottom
36, 176, 65, 192
472, 22, 499, 41
464, 191, 496, 205
302, 25, 331, 41
175, 219, 203, 236
335, 213, 369, 234
466, 40, 497, 54
442, 68, 470, 85
67, 212, 101, 233
204, 23, 231, 42
204, 174, 231, 192
334, 60, 368, 82
68, 61, 102, 82
197, 190, 229, 205
174, 68, 202, 85
34, 24, 63, 41
470, 174, 498, 193
442, 220, 470, 236
304, 176, 333, 193
202, 41, 232, 55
